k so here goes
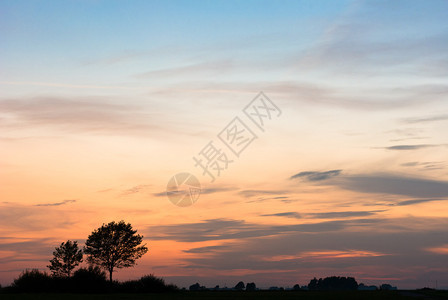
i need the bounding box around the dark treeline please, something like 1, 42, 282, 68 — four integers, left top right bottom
188, 277, 398, 292
1, 272, 400, 294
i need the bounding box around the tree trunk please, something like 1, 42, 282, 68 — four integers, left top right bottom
109, 268, 113, 282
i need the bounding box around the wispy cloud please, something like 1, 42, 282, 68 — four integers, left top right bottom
395, 198, 445, 206
262, 210, 383, 219
153, 187, 237, 198
147, 218, 382, 243
404, 114, 448, 124
384, 144, 439, 150
0, 97, 171, 137
238, 190, 289, 198
121, 185, 151, 196
35, 199, 77, 207
264, 250, 388, 262
135, 60, 234, 79
262, 212, 302, 219
290, 170, 342, 181
0, 81, 131, 90
0, 203, 78, 231
338, 174, 448, 198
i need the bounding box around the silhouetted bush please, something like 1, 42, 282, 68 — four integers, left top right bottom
71, 266, 108, 292
293, 284, 301, 290
246, 282, 256, 291
12, 269, 52, 292
119, 274, 178, 293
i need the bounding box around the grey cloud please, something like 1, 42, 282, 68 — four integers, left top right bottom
401, 161, 446, 170
262, 212, 302, 219
405, 114, 448, 124
263, 211, 384, 220
146, 218, 382, 243
153, 187, 237, 197
290, 170, 342, 181
238, 190, 289, 198
35, 199, 77, 207
0, 97, 175, 137
0, 238, 54, 261
183, 245, 231, 254
177, 224, 448, 274
385, 144, 438, 150
395, 198, 445, 206
201, 187, 239, 195
338, 174, 448, 198
0, 204, 78, 231
308, 211, 384, 218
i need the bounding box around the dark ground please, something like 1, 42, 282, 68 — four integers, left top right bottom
1, 290, 447, 300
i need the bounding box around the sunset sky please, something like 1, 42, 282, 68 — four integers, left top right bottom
1, 0, 448, 289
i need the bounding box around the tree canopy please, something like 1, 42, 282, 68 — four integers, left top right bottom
84, 220, 148, 282
47, 240, 83, 277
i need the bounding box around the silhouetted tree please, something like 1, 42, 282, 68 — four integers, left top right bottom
84, 220, 148, 282
189, 283, 200, 291
380, 283, 396, 290
246, 282, 256, 291
293, 284, 301, 290
308, 277, 319, 290
308, 276, 358, 291
234, 281, 245, 290
47, 240, 83, 277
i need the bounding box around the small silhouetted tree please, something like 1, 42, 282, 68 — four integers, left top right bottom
293, 284, 301, 290
234, 281, 245, 290
308, 277, 319, 290
84, 220, 148, 282
380, 283, 394, 290
47, 240, 83, 277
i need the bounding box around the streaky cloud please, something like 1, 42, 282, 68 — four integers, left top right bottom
262, 212, 302, 219
147, 218, 383, 243
35, 199, 77, 207
404, 114, 448, 124
262, 210, 384, 219
385, 144, 438, 150
238, 189, 289, 198
290, 170, 342, 181
339, 174, 448, 198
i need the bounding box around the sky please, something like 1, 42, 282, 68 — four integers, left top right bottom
1, 0, 448, 289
